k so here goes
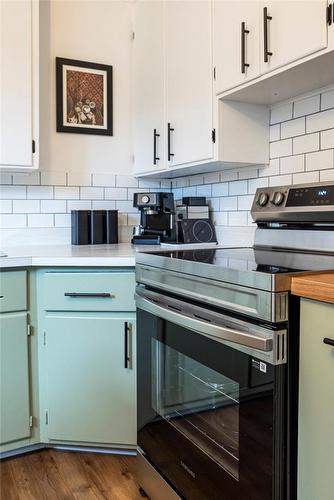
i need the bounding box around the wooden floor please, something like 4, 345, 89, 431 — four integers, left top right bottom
0, 450, 146, 500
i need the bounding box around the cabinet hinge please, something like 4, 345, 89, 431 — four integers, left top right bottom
43, 331, 46, 346
45, 410, 49, 425
32, 140, 36, 154
132, 31, 135, 40
29, 415, 33, 427
27, 324, 32, 336
212, 128, 216, 143
213, 66, 216, 80
327, 3, 333, 25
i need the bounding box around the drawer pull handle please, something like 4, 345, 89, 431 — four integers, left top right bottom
64, 292, 114, 298
0, 295, 4, 299
124, 322, 132, 369
323, 337, 334, 347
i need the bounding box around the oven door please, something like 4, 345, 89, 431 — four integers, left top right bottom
136, 288, 287, 500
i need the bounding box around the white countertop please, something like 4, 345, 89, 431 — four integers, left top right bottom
0, 243, 226, 269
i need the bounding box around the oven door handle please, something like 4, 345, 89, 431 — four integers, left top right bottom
135, 293, 273, 352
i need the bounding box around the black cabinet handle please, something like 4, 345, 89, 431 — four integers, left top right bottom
263, 7, 273, 63
153, 129, 160, 165
124, 322, 131, 368
64, 292, 113, 298
323, 337, 334, 347
327, 3, 333, 25
241, 22, 250, 74
167, 122, 174, 161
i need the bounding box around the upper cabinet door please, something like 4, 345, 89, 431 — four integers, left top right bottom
165, 0, 213, 167
214, 1, 261, 94
133, 1, 166, 175
260, 1, 328, 74
0, 0, 38, 170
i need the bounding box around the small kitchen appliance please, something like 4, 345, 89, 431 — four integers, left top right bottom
71, 210, 118, 245
132, 192, 176, 245
135, 181, 334, 500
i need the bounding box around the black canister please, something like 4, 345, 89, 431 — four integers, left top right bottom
91, 210, 106, 244
71, 210, 91, 245
106, 210, 118, 244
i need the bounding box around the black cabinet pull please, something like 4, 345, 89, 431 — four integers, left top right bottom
153, 129, 160, 165
241, 22, 250, 74
124, 322, 131, 368
64, 292, 113, 298
323, 337, 334, 347
167, 122, 174, 161
327, 3, 333, 25
263, 7, 273, 63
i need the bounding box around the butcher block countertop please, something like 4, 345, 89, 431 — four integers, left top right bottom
291, 273, 334, 305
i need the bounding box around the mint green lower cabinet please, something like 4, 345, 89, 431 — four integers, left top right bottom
44, 314, 136, 446
298, 299, 334, 500
0, 312, 31, 445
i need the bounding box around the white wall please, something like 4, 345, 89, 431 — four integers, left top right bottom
40, 0, 134, 175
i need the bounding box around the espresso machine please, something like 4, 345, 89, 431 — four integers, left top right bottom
132, 192, 176, 245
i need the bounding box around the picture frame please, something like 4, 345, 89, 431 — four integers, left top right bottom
56, 57, 113, 136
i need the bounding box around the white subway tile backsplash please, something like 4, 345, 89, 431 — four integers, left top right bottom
182, 186, 197, 197
293, 95, 320, 118
259, 159, 280, 177
80, 187, 104, 200
27, 186, 53, 199
0, 200, 12, 213
55, 186, 79, 199
270, 138, 292, 158
270, 103, 293, 124
293, 133, 319, 154
321, 129, 334, 150
67, 172, 92, 186
229, 180, 248, 196
54, 214, 71, 227
41, 200, 67, 213
228, 211, 248, 226
212, 183, 228, 197
248, 177, 269, 194
280, 155, 304, 174
138, 178, 161, 188
292, 171, 319, 184
220, 197, 238, 211
92, 174, 116, 187
280, 117, 305, 139
127, 188, 146, 200
115, 200, 137, 213
0, 185, 26, 199
238, 195, 254, 211
307, 108, 334, 133
67, 200, 91, 212
41, 171, 67, 186
0, 214, 26, 228
92, 201, 116, 210
196, 184, 212, 197
269, 174, 292, 187
321, 89, 334, 111
13, 200, 40, 213
12, 172, 40, 185
221, 170, 238, 182
320, 169, 334, 181
269, 124, 280, 142
127, 213, 141, 226
28, 214, 54, 228
207, 198, 220, 212
238, 167, 258, 180
118, 213, 128, 226
305, 149, 334, 171
212, 212, 228, 226
116, 175, 138, 188
105, 187, 127, 200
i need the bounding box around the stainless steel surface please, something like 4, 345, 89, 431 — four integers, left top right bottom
136, 262, 288, 322
251, 181, 334, 222
136, 287, 287, 365
254, 228, 334, 253
137, 449, 181, 500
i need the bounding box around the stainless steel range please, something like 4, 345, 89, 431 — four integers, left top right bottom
135, 182, 334, 500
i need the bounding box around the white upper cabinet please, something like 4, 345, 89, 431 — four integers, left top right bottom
260, 1, 328, 74
165, 0, 213, 167
214, 1, 261, 94
133, 1, 166, 175
0, 0, 39, 171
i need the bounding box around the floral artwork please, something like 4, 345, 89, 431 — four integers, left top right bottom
56, 58, 113, 136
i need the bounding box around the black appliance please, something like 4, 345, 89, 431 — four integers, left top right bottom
135, 181, 334, 500
177, 218, 217, 244
71, 210, 118, 245
132, 192, 176, 245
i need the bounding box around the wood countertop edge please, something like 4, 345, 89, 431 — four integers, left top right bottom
291, 272, 334, 305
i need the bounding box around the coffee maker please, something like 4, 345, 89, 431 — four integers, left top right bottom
132, 192, 176, 245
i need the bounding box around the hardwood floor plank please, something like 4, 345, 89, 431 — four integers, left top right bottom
0, 450, 143, 500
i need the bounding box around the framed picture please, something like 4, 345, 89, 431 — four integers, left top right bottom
56, 57, 113, 135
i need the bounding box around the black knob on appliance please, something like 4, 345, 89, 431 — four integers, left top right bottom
141, 195, 150, 204
257, 192, 269, 207
272, 191, 285, 206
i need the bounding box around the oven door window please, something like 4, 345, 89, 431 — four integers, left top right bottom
152, 339, 240, 480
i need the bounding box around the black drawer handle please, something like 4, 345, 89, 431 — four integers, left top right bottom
0, 295, 4, 299
323, 337, 334, 347
241, 22, 250, 74
263, 7, 273, 63
124, 322, 131, 369
153, 129, 160, 165
64, 292, 114, 298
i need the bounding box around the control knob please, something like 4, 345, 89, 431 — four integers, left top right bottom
141, 195, 150, 204
257, 192, 269, 207
271, 191, 285, 206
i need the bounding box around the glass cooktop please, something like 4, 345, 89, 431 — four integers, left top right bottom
151, 247, 334, 275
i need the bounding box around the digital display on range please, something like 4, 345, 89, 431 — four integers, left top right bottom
286, 185, 334, 207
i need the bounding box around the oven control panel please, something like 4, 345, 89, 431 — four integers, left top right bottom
251, 182, 334, 222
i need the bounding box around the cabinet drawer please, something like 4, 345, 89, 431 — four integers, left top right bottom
0, 271, 27, 313
42, 272, 135, 312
